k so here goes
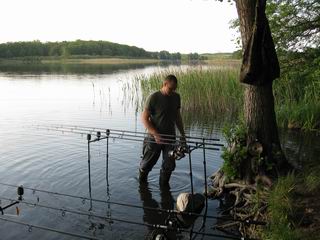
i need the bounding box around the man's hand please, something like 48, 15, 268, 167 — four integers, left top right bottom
180, 135, 186, 144
153, 133, 163, 144
176, 110, 186, 145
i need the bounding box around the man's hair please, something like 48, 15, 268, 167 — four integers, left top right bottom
164, 74, 178, 84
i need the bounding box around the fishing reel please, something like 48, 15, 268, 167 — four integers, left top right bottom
168, 142, 189, 161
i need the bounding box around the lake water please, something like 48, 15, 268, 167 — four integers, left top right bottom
0, 63, 318, 240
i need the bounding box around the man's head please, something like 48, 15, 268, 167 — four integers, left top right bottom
162, 74, 178, 95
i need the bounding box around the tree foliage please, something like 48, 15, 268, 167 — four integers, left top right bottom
0, 40, 182, 60
266, 0, 320, 51
230, 0, 320, 51
267, 1, 320, 130
187, 53, 207, 61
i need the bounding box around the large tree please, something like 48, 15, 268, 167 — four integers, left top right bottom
235, 0, 291, 181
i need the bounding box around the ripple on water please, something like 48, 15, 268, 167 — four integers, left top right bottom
0, 67, 237, 240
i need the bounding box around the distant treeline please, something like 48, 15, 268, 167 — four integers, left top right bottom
0, 40, 155, 59
0, 40, 206, 61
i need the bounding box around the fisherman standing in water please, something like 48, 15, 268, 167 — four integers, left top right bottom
139, 74, 186, 187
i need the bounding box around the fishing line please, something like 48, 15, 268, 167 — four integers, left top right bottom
0, 216, 103, 240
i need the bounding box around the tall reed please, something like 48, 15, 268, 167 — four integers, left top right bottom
136, 66, 243, 126
134, 65, 319, 131
274, 74, 320, 130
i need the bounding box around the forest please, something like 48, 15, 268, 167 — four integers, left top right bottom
0, 40, 190, 60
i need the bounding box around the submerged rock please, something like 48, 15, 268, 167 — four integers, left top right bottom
176, 192, 205, 228
176, 192, 205, 213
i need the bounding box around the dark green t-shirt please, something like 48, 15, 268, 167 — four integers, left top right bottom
145, 91, 181, 135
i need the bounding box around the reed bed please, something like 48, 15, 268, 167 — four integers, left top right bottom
136, 66, 243, 125
274, 74, 320, 130
133, 65, 319, 131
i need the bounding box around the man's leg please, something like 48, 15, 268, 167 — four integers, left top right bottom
160, 144, 176, 186
139, 136, 161, 182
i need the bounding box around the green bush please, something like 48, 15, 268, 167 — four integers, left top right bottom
221, 123, 248, 179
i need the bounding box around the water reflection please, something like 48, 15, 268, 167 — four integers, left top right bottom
0, 62, 318, 240
0, 62, 156, 75
0, 60, 183, 75
138, 182, 179, 240
280, 129, 320, 169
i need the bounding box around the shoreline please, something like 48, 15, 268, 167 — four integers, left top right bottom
0, 56, 241, 66
0, 57, 161, 65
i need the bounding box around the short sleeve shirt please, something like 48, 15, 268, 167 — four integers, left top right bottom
145, 91, 181, 135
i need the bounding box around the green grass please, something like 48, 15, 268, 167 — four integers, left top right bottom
0, 56, 160, 65
274, 73, 320, 130
200, 52, 234, 59
259, 166, 320, 240
262, 173, 301, 240
304, 165, 320, 192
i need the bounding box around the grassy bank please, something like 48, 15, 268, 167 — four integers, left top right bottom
257, 166, 320, 240
136, 66, 319, 131
43, 58, 159, 65
0, 55, 240, 66
0, 56, 160, 65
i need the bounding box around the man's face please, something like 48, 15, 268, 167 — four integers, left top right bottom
165, 80, 177, 94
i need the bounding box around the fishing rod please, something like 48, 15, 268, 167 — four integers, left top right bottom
34, 124, 224, 146
35, 125, 222, 151
0, 183, 266, 226
39, 123, 222, 142
0, 197, 257, 240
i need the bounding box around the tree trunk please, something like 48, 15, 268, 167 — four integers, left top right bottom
235, 0, 289, 181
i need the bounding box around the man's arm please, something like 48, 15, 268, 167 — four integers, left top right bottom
141, 109, 162, 144
176, 109, 186, 141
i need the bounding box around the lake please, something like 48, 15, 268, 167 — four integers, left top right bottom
0, 63, 318, 240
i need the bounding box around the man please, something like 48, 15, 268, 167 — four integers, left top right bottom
139, 74, 186, 186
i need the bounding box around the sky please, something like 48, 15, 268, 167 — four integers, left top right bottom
0, 0, 239, 54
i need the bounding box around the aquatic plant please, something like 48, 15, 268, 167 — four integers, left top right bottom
134, 64, 319, 131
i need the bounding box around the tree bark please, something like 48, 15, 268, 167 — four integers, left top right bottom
235, 0, 289, 181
